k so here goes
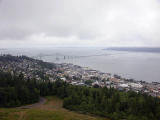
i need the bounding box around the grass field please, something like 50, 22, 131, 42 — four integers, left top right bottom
0, 96, 109, 120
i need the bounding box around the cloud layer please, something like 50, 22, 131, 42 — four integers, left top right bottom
0, 0, 160, 48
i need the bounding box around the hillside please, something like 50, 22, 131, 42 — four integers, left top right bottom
0, 55, 160, 120
0, 96, 108, 120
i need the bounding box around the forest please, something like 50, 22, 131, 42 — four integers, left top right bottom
0, 72, 39, 107
0, 71, 160, 120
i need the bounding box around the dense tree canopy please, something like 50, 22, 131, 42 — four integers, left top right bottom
0, 72, 39, 107
62, 86, 160, 120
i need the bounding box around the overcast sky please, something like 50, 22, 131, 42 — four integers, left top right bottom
0, 0, 160, 48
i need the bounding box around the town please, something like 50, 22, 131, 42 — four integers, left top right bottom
0, 54, 160, 98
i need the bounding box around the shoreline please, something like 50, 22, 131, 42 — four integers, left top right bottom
0, 54, 160, 97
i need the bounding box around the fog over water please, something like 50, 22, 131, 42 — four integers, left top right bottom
2, 47, 160, 83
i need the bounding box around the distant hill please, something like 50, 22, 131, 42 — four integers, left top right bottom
104, 47, 160, 53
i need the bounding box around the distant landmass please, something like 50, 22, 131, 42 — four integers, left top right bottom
104, 47, 160, 53
0, 48, 7, 50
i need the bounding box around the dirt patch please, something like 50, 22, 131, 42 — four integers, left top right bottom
37, 96, 63, 110
17, 111, 26, 120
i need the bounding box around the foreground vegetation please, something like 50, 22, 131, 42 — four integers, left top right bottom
0, 72, 39, 107
0, 96, 107, 120
0, 71, 160, 120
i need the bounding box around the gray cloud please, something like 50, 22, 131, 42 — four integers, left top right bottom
0, 0, 160, 47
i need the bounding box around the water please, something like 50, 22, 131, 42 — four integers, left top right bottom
1, 47, 160, 82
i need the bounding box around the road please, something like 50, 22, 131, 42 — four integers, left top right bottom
17, 97, 46, 109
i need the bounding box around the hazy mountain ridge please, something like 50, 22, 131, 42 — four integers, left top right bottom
105, 47, 160, 53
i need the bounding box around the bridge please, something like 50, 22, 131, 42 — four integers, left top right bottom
32, 53, 123, 61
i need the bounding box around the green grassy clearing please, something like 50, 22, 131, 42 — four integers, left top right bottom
0, 96, 109, 120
